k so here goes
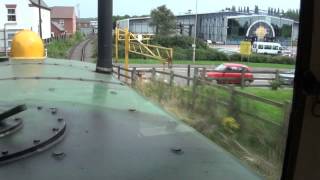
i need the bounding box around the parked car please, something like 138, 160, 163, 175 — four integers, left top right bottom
206, 63, 254, 85
279, 69, 295, 85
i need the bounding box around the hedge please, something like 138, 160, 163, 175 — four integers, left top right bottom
229, 53, 296, 65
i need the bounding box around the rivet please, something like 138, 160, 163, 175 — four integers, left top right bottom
14, 117, 21, 121
110, 91, 117, 95
52, 128, 59, 132
1, 151, 9, 156
171, 147, 184, 155
57, 118, 63, 122
50, 108, 57, 115
129, 108, 136, 112
33, 140, 41, 144
52, 151, 66, 160
37, 106, 43, 110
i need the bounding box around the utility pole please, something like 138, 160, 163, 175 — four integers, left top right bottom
38, 0, 42, 38
192, 0, 198, 64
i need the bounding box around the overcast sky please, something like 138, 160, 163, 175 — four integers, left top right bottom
45, 0, 301, 18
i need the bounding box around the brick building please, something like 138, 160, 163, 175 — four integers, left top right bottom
51, 6, 76, 36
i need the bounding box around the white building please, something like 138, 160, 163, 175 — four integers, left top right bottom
0, 0, 51, 53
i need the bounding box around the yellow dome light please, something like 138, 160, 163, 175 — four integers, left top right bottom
10, 30, 45, 60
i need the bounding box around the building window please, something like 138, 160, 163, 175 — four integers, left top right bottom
59, 19, 65, 27
7, 8, 16, 22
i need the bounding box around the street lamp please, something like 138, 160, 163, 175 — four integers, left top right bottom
192, 0, 198, 64
3, 23, 9, 57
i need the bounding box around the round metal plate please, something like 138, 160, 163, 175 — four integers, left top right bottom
0, 118, 23, 138
0, 105, 66, 165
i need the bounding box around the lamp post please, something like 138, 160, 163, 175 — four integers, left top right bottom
192, 0, 198, 64
38, 0, 42, 38
3, 23, 9, 57
291, 22, 294, 56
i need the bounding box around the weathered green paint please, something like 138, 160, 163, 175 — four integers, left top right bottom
0, 59, 261, 180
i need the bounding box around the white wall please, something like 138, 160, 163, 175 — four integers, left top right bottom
30, 7, 51, 39
0, 0, 51, 52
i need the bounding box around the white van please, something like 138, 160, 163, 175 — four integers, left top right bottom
252, 42, 282, 55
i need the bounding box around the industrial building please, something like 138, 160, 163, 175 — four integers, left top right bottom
118, 11, 299, 46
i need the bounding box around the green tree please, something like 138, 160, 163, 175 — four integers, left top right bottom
283, 9, 300, 21
150, 5, 176, 36
231, 6, 236, 12
254, 5, 259, 14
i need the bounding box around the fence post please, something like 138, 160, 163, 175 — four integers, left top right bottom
282, 101, 292, 134
151, 67, 156, 81
275, 69, 280, 81
201, 67, 207, 79
131, 67, 136, 87
117, 66, 120, 80
187, 65, 191, 86
191, 67, 199, 109
228, 85, 237, 117
169, 70, 174, 87
241, 69, 245, 89
282, 100, 292, 152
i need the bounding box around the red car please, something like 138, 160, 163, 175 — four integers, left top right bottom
206, 63, 254, 85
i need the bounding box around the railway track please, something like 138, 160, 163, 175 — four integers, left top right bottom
69, 35, 96, 61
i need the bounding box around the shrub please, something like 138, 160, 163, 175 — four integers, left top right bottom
47, 32, 84, 58
270, 80, 282, 90
152, 35, 208, 49
229, 53, 242, 61
229, 53, 296, 65
221, 117, 240, 134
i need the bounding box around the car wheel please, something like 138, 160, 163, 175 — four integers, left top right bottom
217, 80, 225, 84
244, 80, 251, 87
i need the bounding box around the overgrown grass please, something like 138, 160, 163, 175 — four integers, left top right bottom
134, 79, 292, 179
47, 32, 84, 58
115, 58, 295, 69
238, 87, 293, 102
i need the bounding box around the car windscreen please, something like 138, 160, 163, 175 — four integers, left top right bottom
214, 64, 226, 71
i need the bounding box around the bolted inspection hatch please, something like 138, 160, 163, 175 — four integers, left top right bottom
0, 104, 66, 165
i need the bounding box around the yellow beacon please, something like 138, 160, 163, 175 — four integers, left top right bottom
10, 30, 45, 60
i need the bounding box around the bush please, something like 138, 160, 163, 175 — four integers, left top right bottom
229, 53, 295, 65
47, 32, 84, 58
270, 80, 282, 90
172, 47, 229, 61
152, 35, 208, 49
221, 117, 240, 134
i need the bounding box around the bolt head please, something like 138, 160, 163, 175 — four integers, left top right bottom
1, 151, 8, 156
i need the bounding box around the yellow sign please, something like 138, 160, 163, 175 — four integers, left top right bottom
240, 41, 252, 56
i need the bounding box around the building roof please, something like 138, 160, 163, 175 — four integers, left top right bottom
51, 6, 75, 19
29, 0, 49, 9
77, 18, 97, 23
51, 21, 65, 31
